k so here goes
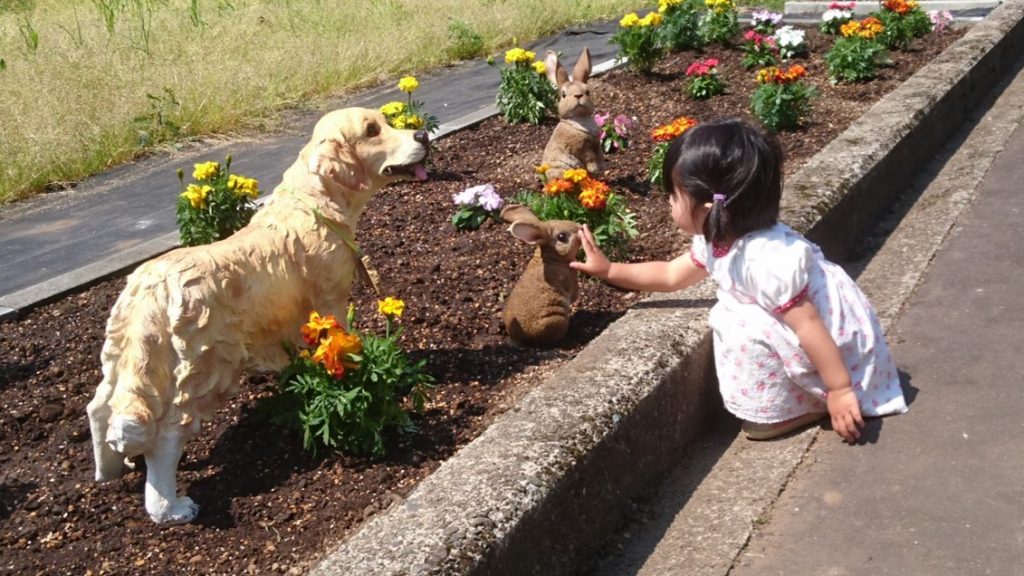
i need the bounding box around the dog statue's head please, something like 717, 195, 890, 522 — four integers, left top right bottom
306, 107, 429, 193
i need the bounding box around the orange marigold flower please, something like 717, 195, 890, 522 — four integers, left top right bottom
312, 327, 362, 378
756, 66, 781, 84
651, 116, 698, 142
300, 311, 339, 346
578, 177, 610, 210
544, 178, 575, 196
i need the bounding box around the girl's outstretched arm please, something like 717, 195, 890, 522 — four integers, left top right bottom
570, 224, 708, 292
781, 299, 864, 442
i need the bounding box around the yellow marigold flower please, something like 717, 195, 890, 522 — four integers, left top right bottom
313, 327, 362, 378
840, 20, 859, 37
192, 161, 219, 181
394, 114, 424, 130
227, 174, 259, 199
620, 12, 640, 28
705, 0, 734, 14
639, 12, 663, 27
301, 311, 339, 346
535, 163, 550, 175
380, 101, 406, 116
532, 61, 546, 75
181, 184, 208, 209
378, 296, 405, 318
544, 179, 574, 196
504, 47, 535, 64
658, 0, 682, 13
397, 76, 419, 93
756, 66, 781, 84
563, 168, 588, 183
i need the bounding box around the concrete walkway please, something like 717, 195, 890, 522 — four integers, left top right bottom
729, 87, 1024, 576
585, 40, 1024, 576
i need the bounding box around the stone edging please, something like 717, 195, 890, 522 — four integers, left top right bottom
310, 3, 1024, 576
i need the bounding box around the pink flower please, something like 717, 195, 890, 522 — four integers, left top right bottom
828, 1, 855, 8
613, 114, 633, 136
593, 112, 609, 127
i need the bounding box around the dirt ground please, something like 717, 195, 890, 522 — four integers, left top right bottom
0, 27, 963, 576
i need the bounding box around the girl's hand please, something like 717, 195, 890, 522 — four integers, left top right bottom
569, 225, 611, 279
827, 387, 864, 443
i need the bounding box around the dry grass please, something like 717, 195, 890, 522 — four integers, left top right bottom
0, 0, 652, 204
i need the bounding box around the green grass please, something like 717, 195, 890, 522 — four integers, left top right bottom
0, 0, 777, 205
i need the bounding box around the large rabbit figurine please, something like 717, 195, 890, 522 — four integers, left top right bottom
541, 47, 605, 179
501, 205, 582, 347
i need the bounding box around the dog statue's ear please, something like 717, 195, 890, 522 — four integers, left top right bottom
308, 137, 370, 191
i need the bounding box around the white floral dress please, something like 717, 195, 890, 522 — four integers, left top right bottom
691, 222, 908, 424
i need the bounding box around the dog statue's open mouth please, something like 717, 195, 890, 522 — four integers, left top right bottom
382, 162, 428, 181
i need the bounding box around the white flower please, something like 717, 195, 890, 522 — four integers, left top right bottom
453, 183, 502, 211
822, 8, 853, 22
773, 25, 807, 59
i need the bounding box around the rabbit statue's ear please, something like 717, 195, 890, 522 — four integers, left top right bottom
500, 204, 540, 225
573, 47, 592, 84
545, 50, 569, 87
508, 221, 547, 245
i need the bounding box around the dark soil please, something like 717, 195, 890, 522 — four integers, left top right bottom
0, 28, 963, 576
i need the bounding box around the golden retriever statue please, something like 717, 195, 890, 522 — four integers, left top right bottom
86, 108, 429, 525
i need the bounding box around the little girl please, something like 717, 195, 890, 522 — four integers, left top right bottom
571, 118, 907, 442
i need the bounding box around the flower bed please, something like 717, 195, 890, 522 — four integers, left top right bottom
0, 24, 965, 576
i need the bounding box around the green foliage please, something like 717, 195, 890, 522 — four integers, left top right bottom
825, 36, 888, 83
699, 0, 740, 46
610, 12, 666, 74
446, 18, 485, 60
750, 79, 817, 132
490, 49, 557, 124
658, 0, 705, 52
270, 303, 433, 457
133, 87, 181, 146
174, 156, 259, 247
512, 181, 638, 260
874, 7, 932, 50
18, 17, 39, 53
647, 141, 670, 189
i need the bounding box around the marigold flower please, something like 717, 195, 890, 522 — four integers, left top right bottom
578, 177, 610, 210
312, 327, 362, 378
651, 116, 698, 142
301, 311, 339, 346
619, 12, 640, 28
639, 12, 662, 27
562, 168, 588, 183
392, 114, 425, 130
181, 184, 209, 209
504, 47, 536, 64
658, 0, 682, 12
397, 76, 419, 93
380, 101, 406, 116
544, 178, 574, 196
192, 161, 219, 181
535, 163, 550, 175
227, 174, 259, 199
532, 61, 546, 75
378, 296, 405, 318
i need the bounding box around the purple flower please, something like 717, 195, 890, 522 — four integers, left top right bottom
454, 184, 502, 211
613, 114, 633, 136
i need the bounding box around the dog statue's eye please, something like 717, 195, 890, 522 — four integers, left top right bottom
557, 232, 569, 243
366, 122, 380, 137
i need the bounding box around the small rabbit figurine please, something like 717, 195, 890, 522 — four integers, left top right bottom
501, 205, 582, 347
541, 47, 605, 179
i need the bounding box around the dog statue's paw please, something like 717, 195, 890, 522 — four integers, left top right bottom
149, 497, 200, 525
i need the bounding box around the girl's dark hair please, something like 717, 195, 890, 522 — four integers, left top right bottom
662, 118, 783, 246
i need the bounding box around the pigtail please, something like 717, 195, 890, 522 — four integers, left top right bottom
706, 193, 730, 247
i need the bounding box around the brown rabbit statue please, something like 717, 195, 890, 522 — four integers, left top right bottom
540, 47, 605, 179
501, 205, 582, 347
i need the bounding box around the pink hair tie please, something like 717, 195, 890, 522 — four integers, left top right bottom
712, 193, 727, 203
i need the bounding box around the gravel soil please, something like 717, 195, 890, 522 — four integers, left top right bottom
0, 28, 963, 576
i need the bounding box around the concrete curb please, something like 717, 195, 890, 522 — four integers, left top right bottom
310, 2, 1024, 575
